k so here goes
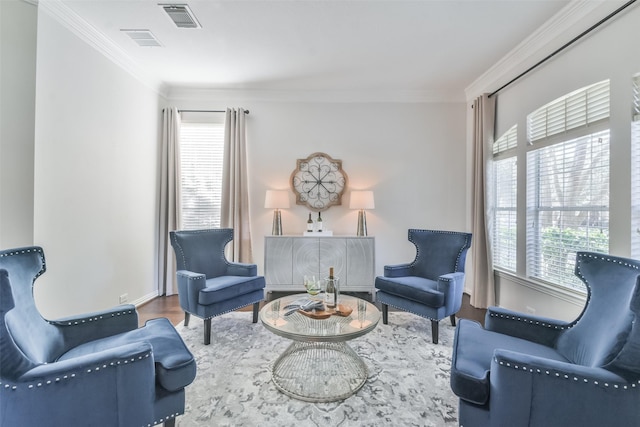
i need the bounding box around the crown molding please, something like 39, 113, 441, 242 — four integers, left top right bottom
38, 0, 167, 96
465, 0, 631, 102
166, 87, 465, 104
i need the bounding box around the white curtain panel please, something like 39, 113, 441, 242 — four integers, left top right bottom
470, 94, 496, 309
157, 107, 181, 296
221, 108, 254, 263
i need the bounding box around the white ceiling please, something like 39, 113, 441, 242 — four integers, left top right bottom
51, 0, 576, 99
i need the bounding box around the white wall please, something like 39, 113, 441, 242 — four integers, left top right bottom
484, 5, 640, 320
28, 5, 467, 319
168, 95, 468, 279
33, 10, 163, 318
0, 0, 37, 248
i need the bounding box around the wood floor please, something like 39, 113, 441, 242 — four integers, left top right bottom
137, 292, 486, 328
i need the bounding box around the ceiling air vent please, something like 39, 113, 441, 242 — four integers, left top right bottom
121, 30, 162, 47
160, 4, 201, 29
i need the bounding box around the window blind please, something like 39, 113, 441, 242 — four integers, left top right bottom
526, 130, 610, 289
528, 80, 610, 144
493, 124, 517, 155
492, 125, 518, 271
179, 122, 224, 230
493, 156, 518, 271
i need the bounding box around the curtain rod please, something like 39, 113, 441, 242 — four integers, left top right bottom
178, 109, 250, 114
489, 0, 637, 98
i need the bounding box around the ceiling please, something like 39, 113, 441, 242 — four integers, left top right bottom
52, 0, 575, 100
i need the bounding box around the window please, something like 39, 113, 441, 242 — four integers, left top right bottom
492, 125, 518, 271
179, 119, 224, 230
526, 81, 610, 290
632, 74, 640, 258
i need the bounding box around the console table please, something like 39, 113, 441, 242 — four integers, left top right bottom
264, 236, 375, 295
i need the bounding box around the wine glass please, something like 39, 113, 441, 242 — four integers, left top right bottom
304, 275, 321, 297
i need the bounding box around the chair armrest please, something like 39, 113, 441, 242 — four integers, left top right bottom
437, 272, 466, 314
485, 306, 570, 347
5, 343, 156, 425
384, 263, 413, 277
50, 305, 139, 348
490, 349, 640, 426
226, 262, 257, 277
176, 270, 206, 310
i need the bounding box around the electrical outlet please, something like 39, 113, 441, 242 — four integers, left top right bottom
119, 293, 128, 304
526, 306, 536, 314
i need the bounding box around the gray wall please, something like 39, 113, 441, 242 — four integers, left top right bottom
1, 0, 37, 248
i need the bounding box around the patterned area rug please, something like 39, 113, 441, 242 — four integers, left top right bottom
175, 311, 458, 426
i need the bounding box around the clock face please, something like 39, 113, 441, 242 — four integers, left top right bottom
290, 152, 348, 211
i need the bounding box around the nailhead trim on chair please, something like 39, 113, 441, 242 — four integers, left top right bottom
487, 312, 571, 330
0, 247, 46, 278
494, 356, 640, 390
171, 228, 238, 270
195, 302, 262, 320
407, 229, 472, 272
49, 309, 137, 326
148, 413, 180, 426
0, 353, 152, 391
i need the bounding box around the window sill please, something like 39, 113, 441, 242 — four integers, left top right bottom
494, 269, 587, 308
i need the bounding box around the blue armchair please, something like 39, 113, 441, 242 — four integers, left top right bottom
375, 229, 472, 343
451, 251, 640, 427
169, 228, 266, 345
0, 246, 196, 427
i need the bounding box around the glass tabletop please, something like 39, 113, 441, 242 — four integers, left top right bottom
260, 294, 380, 343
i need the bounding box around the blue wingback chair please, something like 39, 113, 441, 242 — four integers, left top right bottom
0, 246, 196, 427
169, 228, 266, 345
451, 251, 640, 427
375, 229, 472, 344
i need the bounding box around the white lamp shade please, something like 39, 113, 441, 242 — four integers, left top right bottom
265, 190, 290, 209
349, 190, 375, 210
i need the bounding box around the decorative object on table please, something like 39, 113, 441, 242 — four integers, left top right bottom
316, 211, 323, 231
306, 213, 314, 232
282, 298, 325, 316
324, 267, 339, 308
303, 275, 321, 296
297, 303, 353, 319
0, 246, 197, 427
375, 229, 472, 344
290, 152, 347, 211
451, 252, 640, 427
169, 228, 266, 345
349, 190, 375, 236
265, 190, 290, 235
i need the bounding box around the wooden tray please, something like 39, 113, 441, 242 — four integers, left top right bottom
297, 304, 353, 319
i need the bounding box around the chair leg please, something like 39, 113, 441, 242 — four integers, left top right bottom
184, 312, 190, 327
431, 320, 439, 344
204, 318, 212, 345
450, 314, 456, 327
252, 302, 260, 323
164, 418, 176, 427
382, 303, 389, 324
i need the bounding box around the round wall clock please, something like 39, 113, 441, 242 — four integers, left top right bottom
290, 152, 348, 211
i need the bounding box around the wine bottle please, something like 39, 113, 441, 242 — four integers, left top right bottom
317, 212, 323, 232
307, 213, 314, 232
325, 267, 336, 308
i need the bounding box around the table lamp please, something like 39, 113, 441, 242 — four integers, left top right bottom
349, 190, 375, 236
265, 190, 290, 235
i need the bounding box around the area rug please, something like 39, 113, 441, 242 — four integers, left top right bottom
175, 311, 458, 426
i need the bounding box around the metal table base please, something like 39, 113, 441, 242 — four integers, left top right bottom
270, 340, 368, 403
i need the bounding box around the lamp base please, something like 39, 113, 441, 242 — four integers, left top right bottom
356, 210, 367, 236
272, 210, 283, 235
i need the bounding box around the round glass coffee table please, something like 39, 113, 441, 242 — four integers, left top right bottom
260, 294, 380, 402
